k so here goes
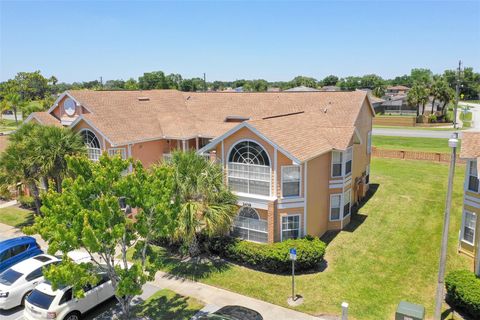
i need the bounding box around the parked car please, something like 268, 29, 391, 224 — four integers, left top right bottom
0, 236, 43, 273
0, 254, 60, 310
199, 305, 263, 320
24, 272, 115, 320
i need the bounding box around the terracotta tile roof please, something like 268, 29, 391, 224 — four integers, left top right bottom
460, 131, 480, 158
29, 112, 62, 127
247, 112, 355, 162
62, 90, 370, 156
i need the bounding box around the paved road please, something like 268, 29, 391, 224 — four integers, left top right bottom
372, 128, 456, 139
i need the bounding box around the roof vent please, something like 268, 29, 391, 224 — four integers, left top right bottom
225, 115, 250, 123
138, 97, 150, 101
323, 108, 328, 113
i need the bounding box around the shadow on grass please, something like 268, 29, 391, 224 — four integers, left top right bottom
320, 183, 379, 246
15, 211, 35, 228
442, 306, 473, 320
158, 251, 232, 281
135, 293, 201, 320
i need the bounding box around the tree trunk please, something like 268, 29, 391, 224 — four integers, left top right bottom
13, 106, 18, 125
29, 182, 41, 215
416, 104, 420, 117
119, 297, 132, 320
431, 98, 436, 114
55, 175, 62, 193
189, 234, 200, 257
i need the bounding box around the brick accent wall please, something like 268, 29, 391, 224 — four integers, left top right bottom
267, 200, 277, 243
372, 147, 465, 164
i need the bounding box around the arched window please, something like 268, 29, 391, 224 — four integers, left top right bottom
238, 206, 260, 220
227, 141, 271, 196
80, 129, 101, 161
232, 206, 267, 243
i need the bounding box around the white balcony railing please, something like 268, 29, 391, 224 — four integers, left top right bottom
232, 215, 268, 243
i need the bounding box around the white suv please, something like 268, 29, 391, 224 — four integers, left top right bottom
0, 254, 60, 310
23, 272, 115, 320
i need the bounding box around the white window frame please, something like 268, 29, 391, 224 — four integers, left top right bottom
108, 148, 127, 160
281, 165, 301, 198
331, 151, 343, 178
281, 214, 301, 241
227, 139, 272, 197
329, 194, 342, 221
461, 211, 476, 245
79, 129, 102, 162
343, 189, 352, 218
467, 160, 479, 193
331, 147, 353, 178
367, 131, 372, 154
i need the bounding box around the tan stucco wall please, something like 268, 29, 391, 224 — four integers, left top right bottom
305, 152, 330, 237
460, 203, 480, 255
73, 119, 112, 150
277, 208, 304, 241
131, 140, 166, 167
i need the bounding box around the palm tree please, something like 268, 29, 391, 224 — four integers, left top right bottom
0, 99, 11, 122
0, 124, 86, 213
4, 93, 24, 125
407, 84, 429, 117
33, 125, 86, 192
0, 123, 43, 213
169, 151, 237, 256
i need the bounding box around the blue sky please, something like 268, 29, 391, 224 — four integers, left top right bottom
1, 0, 479, 83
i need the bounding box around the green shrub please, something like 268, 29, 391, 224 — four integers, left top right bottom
428, 114, 437, 123
445, 270, 480, 318
209, 236, 326, 273
19, 195, 35, 209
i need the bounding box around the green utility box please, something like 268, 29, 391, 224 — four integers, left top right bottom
395, 301, 425, 320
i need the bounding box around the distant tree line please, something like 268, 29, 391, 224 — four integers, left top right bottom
1, 67, 479, 119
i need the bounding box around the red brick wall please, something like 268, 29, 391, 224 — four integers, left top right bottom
372, 147, 465, 164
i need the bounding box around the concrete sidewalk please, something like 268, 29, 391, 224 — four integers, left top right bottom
0, 221, 48, 249
152, 271, 335, 320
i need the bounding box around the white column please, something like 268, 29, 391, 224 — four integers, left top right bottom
182, 140, 187, 151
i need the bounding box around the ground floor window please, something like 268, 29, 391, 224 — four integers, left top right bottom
281, 215, 300, 241
462, 211, 476, 244
232, 206, 268, 243
330, 194, 341, 221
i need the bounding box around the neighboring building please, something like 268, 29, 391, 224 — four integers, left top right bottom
319, 85, 341, 92
368, 94, 385, 113
385, 85, 410, 96
26, 89, 374, 243
459, 131, 480, 274
284, 86, 320, 92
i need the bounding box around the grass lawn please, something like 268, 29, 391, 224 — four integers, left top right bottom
372, 135, 455, 153
133, 158, 471, 319
0, 119, 19, 133
134, 289, 204, 320
460, 111, 473, 128
0, 206, 34, 227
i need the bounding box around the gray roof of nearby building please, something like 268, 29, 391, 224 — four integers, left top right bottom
284, 85, 320, 92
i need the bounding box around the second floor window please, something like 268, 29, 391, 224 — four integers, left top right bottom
81, 129, 101, 161
468, 160, 479, 193
345, 148, 352, 175
227, 141, 271, 196
282, 166, 301, 197
332, 151, 342, 177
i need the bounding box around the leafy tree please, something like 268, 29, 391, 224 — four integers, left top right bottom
407, 84, 429, 117
372, 86, 386, 98
430, 78, 452, 114
13, 71, 50, 101
104, 80, 126, 90
410, 68, 433, 86
4, 93, 26, 124
290, 76, 318, 89
124, 78, 139, 90
321, 75, 339, 86
165, 73, 183, 89
0, 99, 11, 122
169, 151, 237, 256
26, 155, 177, 319
359, 74, 385, 89
139, 71, 169, 90
338, 76, 361, 91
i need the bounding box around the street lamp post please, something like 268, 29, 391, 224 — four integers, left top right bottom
434, 132, 459, 320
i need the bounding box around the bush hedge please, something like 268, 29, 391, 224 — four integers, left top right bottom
19, 195, 35, 209
209, 236, 326, 273
445, 270, 480, 318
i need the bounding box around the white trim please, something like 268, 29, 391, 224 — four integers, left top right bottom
47, 91, 92, 114
304, 161, 308, 236
79, 128, 103, 149
108, 147, 127, 159
70, 115, 115, 146
278, 201, 305, 209
466, 159, 479, 194
460, 210, 477, 246
274, 148, 278, 197
236, 193, 274, 210
343, 189, 352, 218
221, 140, 225, 167
226, 138, 272, 197
198, 122, 301, 164
281, 165, 301, 198
353, 127, 363, 145
279, 197, 305, 204
280, 214, 301, 242
329, 193, 342, 221
465, 194, 480, 205
465, 199, 480, 209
